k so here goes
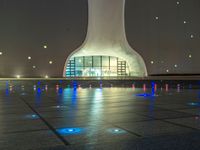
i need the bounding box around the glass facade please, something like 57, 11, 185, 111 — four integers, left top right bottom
66, 56, 129, 77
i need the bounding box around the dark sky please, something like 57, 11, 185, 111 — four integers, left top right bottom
0, 0, 199, 77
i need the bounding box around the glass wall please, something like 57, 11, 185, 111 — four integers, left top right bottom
66, 56, 129, 77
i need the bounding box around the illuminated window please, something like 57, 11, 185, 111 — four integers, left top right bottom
66, 56, 129, 77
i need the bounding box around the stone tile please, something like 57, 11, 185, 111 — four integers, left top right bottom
0, 130, 64, 150
117, 120, 193, 137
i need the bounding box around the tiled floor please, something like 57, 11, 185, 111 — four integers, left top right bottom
0, 82, 200, 149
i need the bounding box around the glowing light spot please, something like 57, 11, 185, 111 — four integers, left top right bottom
165, 84, 169, 92
174, 64, 178, 68
107, 128, 127, 134
33, 66, 36, 69
25, 114, 39, 120
28, 56, 31, 60
0, 52, 3, 55
52, 105, 66, 109
188, 102, 200, 106
114, 129, 120, 132
143, 84, 146, 92
37, 88, 41, 93
154, 84, 157, 92
43, 45, 47, 49
150, 61, 154, 64
16, 75, 21, 79
57, 128, 83, 135
166, 69, 169, 73
45, 75, 49, 79
189, 54, 192, 58
58, 87, 63, 94
49, 61, 53, 64
132, 84, 135, 90
21, 93, 26, 96
184, 21, 187, 24
33, 85, 36, 91
176, 1, 180, 5
191, 35, 194, 38
155, 16, 159, 20
45, 85, 48, 91
177, 84, 180, 92
135, 93, 153, 97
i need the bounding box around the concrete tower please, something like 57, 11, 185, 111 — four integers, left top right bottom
63, 0, 147, 77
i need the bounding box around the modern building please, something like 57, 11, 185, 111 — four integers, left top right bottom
63, 0, 147, 77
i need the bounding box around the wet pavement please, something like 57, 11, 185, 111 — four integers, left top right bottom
0, 81, 200, 149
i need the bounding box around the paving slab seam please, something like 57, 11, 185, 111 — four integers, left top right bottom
129, 111, 200, 131
161, 119, 200, 132
131, 110, 196, 120
3, 128, 49, 134
155, 106, 199, 115
102, 120, 142, 137
19, 95, 70, 146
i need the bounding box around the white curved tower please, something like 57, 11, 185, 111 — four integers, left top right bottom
63, 0, 147, 77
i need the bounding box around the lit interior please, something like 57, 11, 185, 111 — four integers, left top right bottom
66, 56, 130, 77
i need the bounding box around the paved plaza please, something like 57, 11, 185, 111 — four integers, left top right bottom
0, 81, 200, 149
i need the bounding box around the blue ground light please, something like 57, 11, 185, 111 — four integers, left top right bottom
21, 92, 27, 96
25, 114, 39, 120
188, 102, 200, 106
56, 128, 83, 135
52, 105, 67, 109
135, 93, 154, 97
135, 82, 157, 98
107, 128, 127, 134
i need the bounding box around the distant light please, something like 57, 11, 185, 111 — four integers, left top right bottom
176, 1, 180, 5
45, 75, 49, 78
166, 69, 169, 73
16, 75, 21, 79
43, 45, 47, 49
155, 16, 159, 20
190, 35, 194, 38
150, 61, 154, 64
28, 56, 31, 60
174, 64, 178, 68
49, 61, 53, 64
33, 65, 36, 69
184, 21, 187, 24
189, 54, 192, 58
0, 52, 3, 55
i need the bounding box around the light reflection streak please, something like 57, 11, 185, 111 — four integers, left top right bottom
90, 89, 103, 121
143, 84, 146, 92
34, 87, 42, 106
165, 84, 169, 92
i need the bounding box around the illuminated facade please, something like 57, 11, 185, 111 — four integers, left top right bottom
63, 0, 147, 77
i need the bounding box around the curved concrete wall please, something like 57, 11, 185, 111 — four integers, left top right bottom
64, 0, 147, 77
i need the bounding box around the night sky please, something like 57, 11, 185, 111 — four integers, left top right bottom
0, 0, 199, 77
